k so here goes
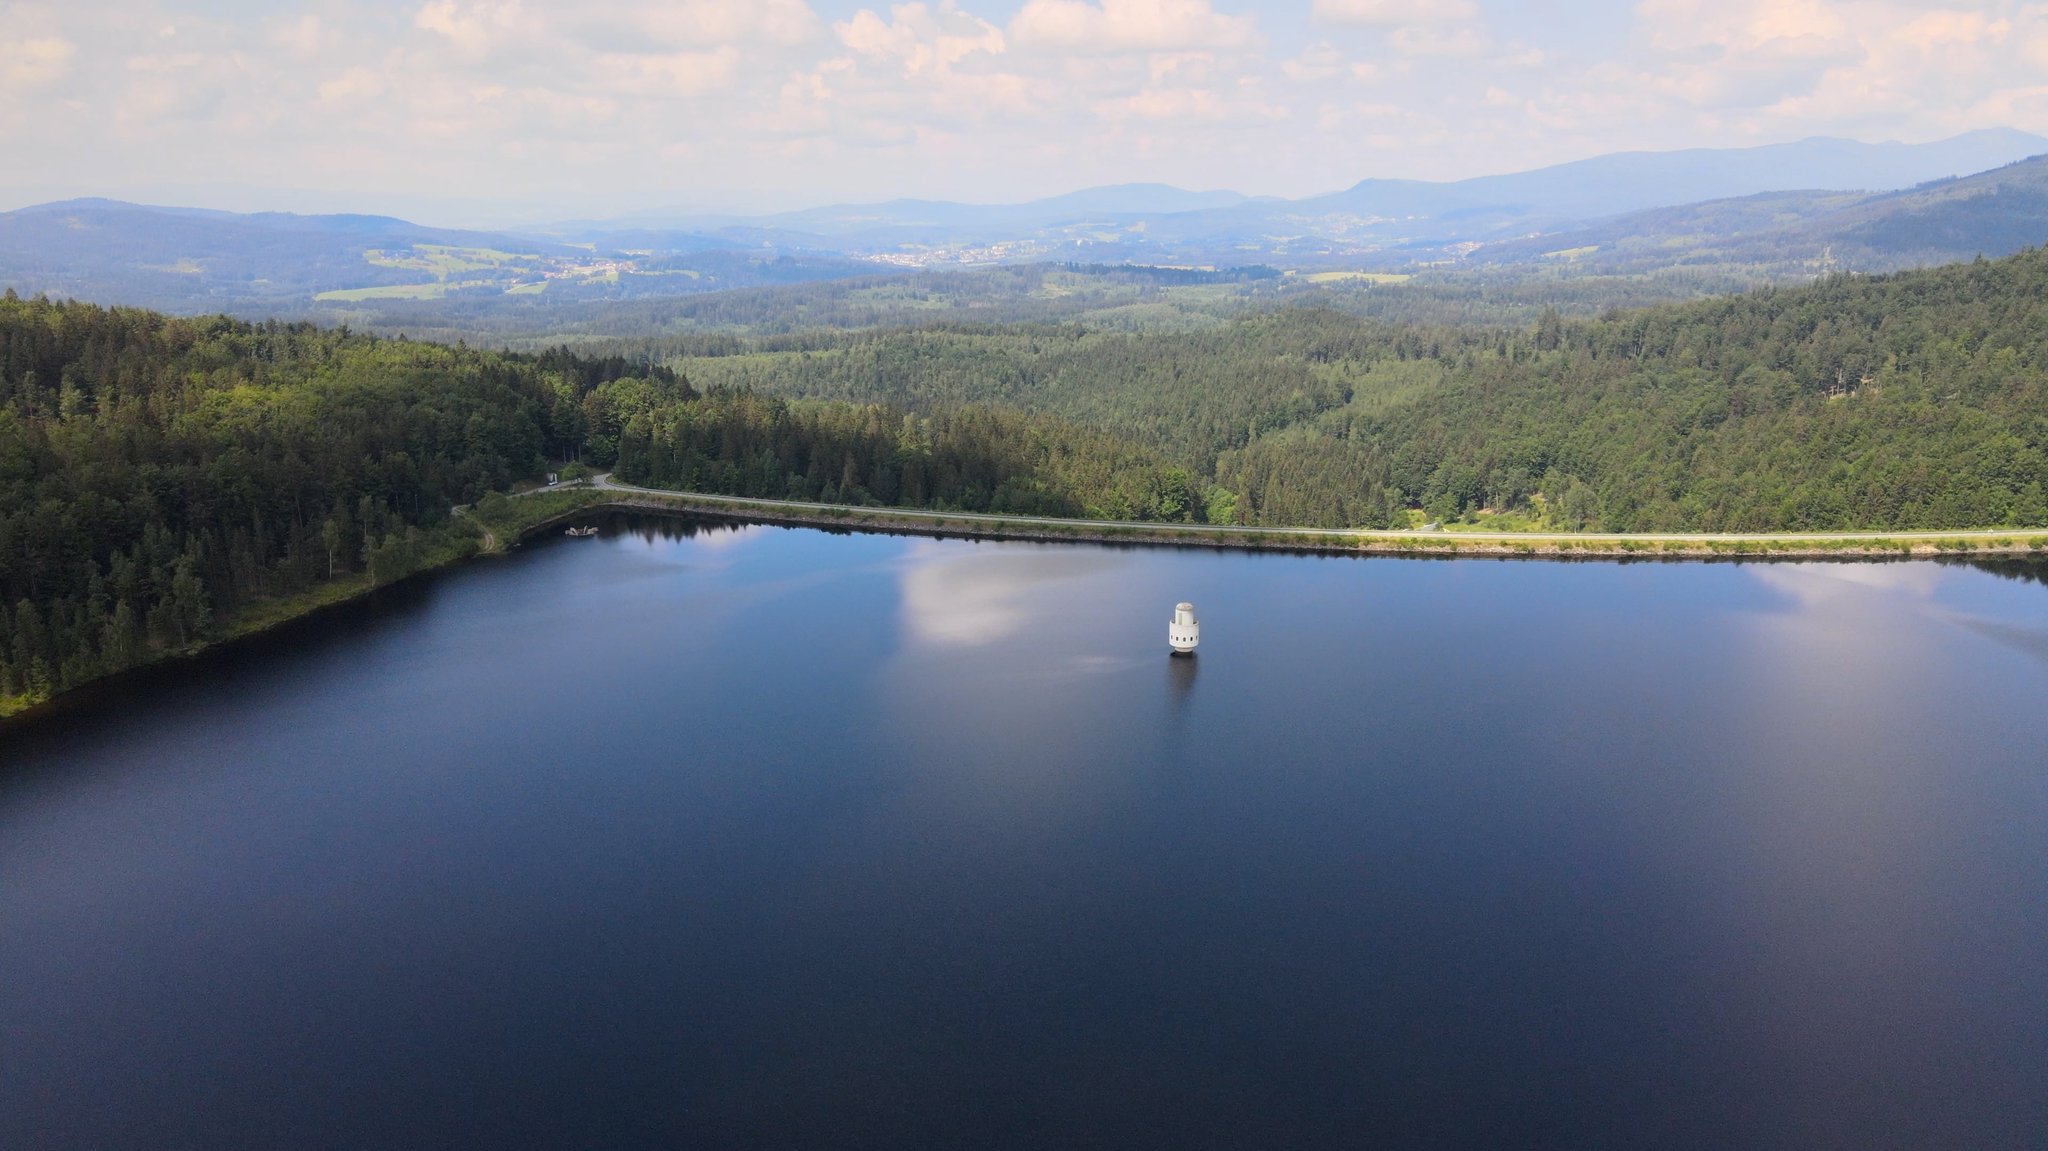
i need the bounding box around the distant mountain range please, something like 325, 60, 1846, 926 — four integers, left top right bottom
0, 199, 583, 310
1291, 128, 2048, 226
617, 128, 2048, 262
0, 199, 875, 314
2, 129, 2044, 315
1463, 152, 2048, 274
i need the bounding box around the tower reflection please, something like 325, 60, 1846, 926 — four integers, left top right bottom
1166, 651, 1198, 717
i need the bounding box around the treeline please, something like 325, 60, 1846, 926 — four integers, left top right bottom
596, 387, 1203, 522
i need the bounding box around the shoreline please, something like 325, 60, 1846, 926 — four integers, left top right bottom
581, 481, 2048, 561
6, 484, 2044, 726
0, 489, 612, 726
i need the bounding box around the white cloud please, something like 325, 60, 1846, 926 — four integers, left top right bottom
0, 1, 2045, 215
566, 0, 820, 52
267, 14, 328, 58
1008, 0, 1257, 54
1388, 22, 1489, 56
412, 0, 534, 59
1282, 41, 1349, 82
837, 3, 1006, 76
1093, 65, 1289, 125
1620, 0, 2048, 133
604, 46, 741, 96
0, 33, 72, 90
318, 66, 385, 105
1635, 0, 1849, 53
410, 0, 816, 63
1313, 0, 1479, 26
1310, 0, 1491, 60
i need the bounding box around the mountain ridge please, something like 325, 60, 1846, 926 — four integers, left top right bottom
6, 130, 2048, 314
1462, 152, 2048, 274
636, 129, 2048, 253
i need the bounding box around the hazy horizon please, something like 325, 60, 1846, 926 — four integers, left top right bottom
6, 1, 2047, 226
10, 126, 2046, 230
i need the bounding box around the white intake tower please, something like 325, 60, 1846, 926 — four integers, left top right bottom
1169, 602, 1200, 655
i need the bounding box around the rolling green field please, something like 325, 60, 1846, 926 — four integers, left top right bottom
313, 244, 628, 301
365, 244, 544, 278
316, 282, 456, 302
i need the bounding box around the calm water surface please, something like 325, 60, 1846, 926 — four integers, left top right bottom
4, 517, 2047, 1149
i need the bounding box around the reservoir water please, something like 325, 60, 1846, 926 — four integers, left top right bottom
4, 516, 2046, 1149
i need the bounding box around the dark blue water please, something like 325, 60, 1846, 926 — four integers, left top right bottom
4, 517, 2047, 1150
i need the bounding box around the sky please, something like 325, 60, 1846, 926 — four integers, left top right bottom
3, 0, 2047, 223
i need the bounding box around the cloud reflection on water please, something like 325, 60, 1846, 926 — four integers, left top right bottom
896, 541, 1126, 649
873, 540, 1156, 833
1748, 561, 1944, 607
1750, 560, 2048, 668
1738, 561, 1954, 753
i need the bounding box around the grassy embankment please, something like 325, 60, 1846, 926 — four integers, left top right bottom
585, 484, 2048, 559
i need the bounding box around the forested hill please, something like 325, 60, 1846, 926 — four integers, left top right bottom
1346, 249, 2048, 531
670, 247, 2048, 533
0, 297, 571, 713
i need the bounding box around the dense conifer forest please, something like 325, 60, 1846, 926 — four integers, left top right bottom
6, 246, 2048, 712
0, 297, 619, 711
